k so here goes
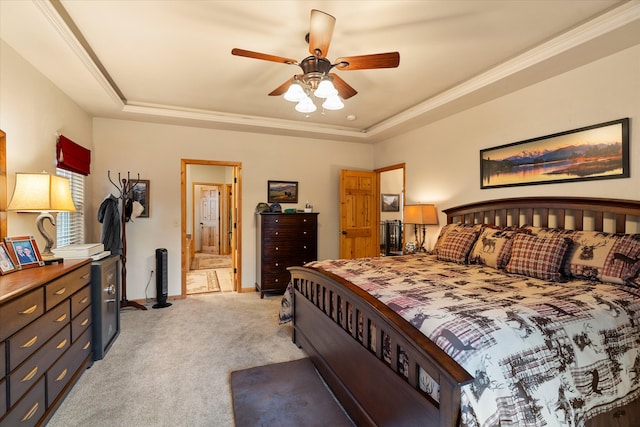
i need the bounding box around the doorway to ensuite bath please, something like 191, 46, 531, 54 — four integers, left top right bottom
181, 159, 241, 297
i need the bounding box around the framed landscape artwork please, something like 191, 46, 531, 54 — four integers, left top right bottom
381, 194, 400, 212
480, 118, 629, 189
268, 180, 298, 203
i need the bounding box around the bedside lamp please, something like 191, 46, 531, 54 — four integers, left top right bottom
8, 172, 77, 263
404, 204, 438, 252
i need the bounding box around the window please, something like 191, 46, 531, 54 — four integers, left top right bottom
56, 168, 85, 247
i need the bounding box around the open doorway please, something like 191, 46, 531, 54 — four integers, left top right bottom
181, 159, 242, 296
376, 163, 405, 256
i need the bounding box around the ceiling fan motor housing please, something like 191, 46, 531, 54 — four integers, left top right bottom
300, 56, 332, 88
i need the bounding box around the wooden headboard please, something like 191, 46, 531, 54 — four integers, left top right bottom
443, 197, 640, 234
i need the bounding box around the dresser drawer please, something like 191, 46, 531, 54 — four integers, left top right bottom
1, 341, 5, 377
70, 285, 91, 318
47, 327, 91, 406
0, 377, 5, 419
259, 271, 291, 291
45, 263, 91, 311
0, 289, 44, 341
0, 376, 45, 427
8, 302, 69, 371
71, 306, 91, 343
8, 324, 70, 407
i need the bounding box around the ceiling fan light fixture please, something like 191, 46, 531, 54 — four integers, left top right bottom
295, 96, 317, 113
322, 95, 344, 110
314, 76, 337, 99
284, 81, 307, 102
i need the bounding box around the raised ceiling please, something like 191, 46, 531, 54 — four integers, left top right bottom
1, 1, 639, 142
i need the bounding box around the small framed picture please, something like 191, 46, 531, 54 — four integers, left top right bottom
381, 194, 400, 212
4, 236, 45, 269
268, 180, 298, 203
0, 242, 18, 274
132, 179, 150, 218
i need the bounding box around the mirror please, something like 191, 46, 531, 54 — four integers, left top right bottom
378, 164, 404, 256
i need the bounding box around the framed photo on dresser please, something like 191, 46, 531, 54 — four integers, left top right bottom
4, 235, 44, 269
0, 242, 17, 274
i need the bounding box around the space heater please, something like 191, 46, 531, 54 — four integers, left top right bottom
153, 248, 172, 309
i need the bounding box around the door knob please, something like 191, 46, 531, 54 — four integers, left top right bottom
341, 230, 347, 235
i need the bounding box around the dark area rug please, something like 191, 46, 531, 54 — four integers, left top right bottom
230, 358, 354, 427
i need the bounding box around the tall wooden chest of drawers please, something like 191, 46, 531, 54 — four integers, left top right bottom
256, 212, 318, 298
0, 259, 92, 427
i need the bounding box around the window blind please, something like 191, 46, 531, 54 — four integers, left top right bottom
56, 168, 85, 247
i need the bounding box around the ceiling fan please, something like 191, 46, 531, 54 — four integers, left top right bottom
231, 9, 400, 112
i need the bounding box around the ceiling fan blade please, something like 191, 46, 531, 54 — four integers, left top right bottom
231, 48, 298, 65
334, 52, 400, 70
329, 73, 357, 99
308, 9, 335, 58
268, 75, 304, 96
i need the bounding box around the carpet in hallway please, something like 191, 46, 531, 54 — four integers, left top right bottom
191, 253, 232, 270
186, 269, 220, 293
230, 358, 354, 427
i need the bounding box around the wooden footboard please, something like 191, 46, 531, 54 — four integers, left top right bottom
289, 266, 473, 427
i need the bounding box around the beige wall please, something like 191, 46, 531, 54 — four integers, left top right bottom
0, 40, 95, 248
375, 44, 640, 249
91, 118, 374, 298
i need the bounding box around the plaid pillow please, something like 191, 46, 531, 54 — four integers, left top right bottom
436, 227, 479, 264
505, 234, 569, 281
433, 223, 483, 254
600, 233, 640, 287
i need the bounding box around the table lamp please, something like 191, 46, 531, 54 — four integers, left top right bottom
8, 172, 77, 264
403, 204, 438, 252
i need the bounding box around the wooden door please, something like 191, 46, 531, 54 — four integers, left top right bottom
200, 186, 219, 254
339, 170, 378, 259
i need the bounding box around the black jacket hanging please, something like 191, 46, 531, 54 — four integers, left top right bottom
98, 195, 122, 255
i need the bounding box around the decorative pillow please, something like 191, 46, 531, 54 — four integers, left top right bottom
469, 227, 530, 269
436, 227, 480, 264
433, 223, 484, 254
561, 230, 618, 280
505, 233, 570, 281
600, 233, 640, 287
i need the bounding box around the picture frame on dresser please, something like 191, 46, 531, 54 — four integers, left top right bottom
0, 242, 17, 274
4, 235, 44, 269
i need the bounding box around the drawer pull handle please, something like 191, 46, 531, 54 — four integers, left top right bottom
21, 366, 38, 382
83, 341, 91, 350
81, 273, 90, 279
56, 313, 67, 322
54, 287, 66, 296
80, 318, 89, 326
80, 296, 89, 304
56, 368, 68, 382
20, 336, 38, 348
56, 338, 68, 349
21, 402, 39, 422
19, 305, 37, 315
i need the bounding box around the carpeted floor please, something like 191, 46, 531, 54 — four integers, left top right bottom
46, 292, 306, 427
231, 358, 354, 427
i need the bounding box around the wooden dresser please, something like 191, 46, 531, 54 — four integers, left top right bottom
0, 259, 92, 427
256, 212, 318, 298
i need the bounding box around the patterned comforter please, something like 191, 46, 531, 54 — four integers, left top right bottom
281, 254, 640, 426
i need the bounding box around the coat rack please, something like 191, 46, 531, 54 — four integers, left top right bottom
108, 170, 147, 311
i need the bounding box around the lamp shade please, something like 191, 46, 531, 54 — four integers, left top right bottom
404, 204, 438, 225
8, 173, 76, 212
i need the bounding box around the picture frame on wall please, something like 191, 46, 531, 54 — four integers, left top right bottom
132, 179, 150, 218
0, 242, 18, 274
4, 236, 45, 269
381, 194, 400, 212
268, 180, 298, 203
480, 118, 629, 189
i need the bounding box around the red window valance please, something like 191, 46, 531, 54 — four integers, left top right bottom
56, 135, 91, 176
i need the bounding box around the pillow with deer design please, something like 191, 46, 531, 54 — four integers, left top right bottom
563, 231, 640, 287
469, 227, 529, 269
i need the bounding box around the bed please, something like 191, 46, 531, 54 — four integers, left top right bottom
280, 197, 640, 426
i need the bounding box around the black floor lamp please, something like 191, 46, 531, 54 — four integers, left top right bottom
403, 204, 438, 253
